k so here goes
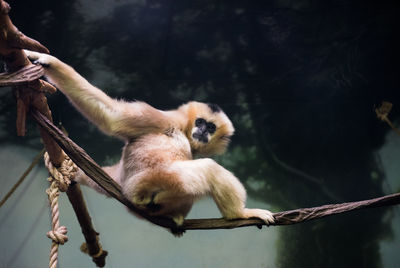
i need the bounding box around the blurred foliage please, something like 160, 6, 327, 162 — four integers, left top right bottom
1, 0, 400, 267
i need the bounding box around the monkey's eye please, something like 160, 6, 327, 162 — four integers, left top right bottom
195, 118, 206, 127
206, 122, 216, 134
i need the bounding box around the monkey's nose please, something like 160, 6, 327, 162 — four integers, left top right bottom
192, 133, 208, 143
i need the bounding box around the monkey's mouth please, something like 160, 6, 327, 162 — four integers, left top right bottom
192, 133, 208, 143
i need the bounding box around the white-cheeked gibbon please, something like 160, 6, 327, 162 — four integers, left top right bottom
25, 50, 274, 231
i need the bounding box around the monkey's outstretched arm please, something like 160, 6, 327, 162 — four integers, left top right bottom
24, 50, 172, 139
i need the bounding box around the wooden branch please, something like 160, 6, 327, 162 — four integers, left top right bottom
0, 1, 49, 59
0, 64, 44, 86
0, 1, 107, 266
30, 90, 65, 164
66, 182, 108, 266
0, 63, 56, 136
15, 89, 29, 136
31, 109, 400, 231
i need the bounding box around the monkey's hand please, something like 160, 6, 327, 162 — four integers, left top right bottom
24, 50, 55, 67
242, 208, 275, 226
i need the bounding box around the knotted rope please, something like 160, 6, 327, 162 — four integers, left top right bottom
44, 151, 78, 268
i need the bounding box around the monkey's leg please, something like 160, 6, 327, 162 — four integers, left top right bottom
74, 162, 122, 196
168, 158, 275, 225
125, 170, 194, 226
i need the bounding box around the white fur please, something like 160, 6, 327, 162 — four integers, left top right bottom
24, 50, 274, 229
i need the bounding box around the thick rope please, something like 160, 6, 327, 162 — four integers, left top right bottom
44, 151, 78, 268
44, 151, 77, 192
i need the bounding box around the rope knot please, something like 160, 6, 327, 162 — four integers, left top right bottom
43, 150, 77, 268
44, 151, 78, 192
47, 226, 68, 245
45, 185, 60, 199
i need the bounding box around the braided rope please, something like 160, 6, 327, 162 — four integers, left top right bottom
44, 151, 77, 192
44, 151, 78, 268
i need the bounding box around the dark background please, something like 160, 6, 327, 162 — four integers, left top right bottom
1, 0, 400, 267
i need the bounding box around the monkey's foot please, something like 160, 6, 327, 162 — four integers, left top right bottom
242, 208, 275, 226
170, 227, 185, 237
169, 215, 185, 237
132, 191, 162, 213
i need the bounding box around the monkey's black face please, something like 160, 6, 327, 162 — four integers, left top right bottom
192, 118, 216, 143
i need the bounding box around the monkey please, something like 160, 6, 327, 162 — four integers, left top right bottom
24, 50, 275, 231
